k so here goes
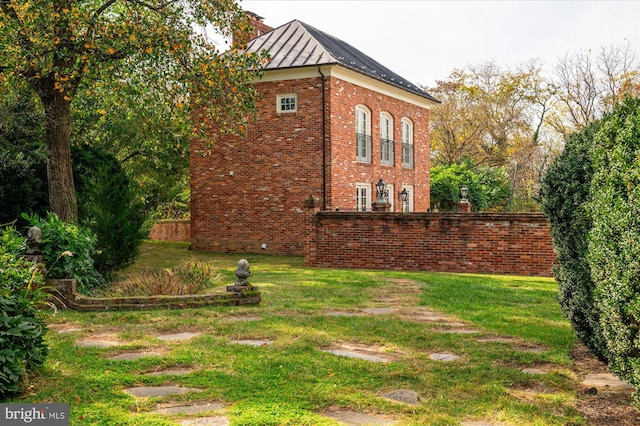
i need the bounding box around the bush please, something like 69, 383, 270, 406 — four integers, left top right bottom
540, 120, 609, 361
108, 260, 223, 296
0, 227, 48, 398
24, 212, 105, 295
73, 144, 147, 274
587, 97, 640, 390
430, 162, 510, 211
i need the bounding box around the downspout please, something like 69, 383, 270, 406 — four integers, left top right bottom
318, 66, 327, 210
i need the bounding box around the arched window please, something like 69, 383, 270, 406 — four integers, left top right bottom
380, 112, 394, 166
401, 118, 413, 168
355, 105, 371, 163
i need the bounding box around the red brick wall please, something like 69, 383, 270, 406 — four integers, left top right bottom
190, 71, 433, 255
306, 212, 556, 276
148, 220, 190, 242
326, 78, 431, 212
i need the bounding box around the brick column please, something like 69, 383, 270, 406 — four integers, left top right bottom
303, 196, 320, 266
457, 200, 471, 213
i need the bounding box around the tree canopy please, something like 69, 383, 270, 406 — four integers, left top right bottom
0, 0, 267, 221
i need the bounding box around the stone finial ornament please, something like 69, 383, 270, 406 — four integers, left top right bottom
227, 259, 258, 293
26, 226, 43, 254
235, 259, 250, 286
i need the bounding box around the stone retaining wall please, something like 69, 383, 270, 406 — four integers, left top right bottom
49, 279, 260, 312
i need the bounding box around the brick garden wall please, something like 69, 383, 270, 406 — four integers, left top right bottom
306, 212, 556, 276
149, 220, 190, 242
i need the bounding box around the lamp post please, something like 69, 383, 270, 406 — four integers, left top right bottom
400, 188, 408, 212
458, 185, 471, 213
373, 178, 390, 212
460, 185, 469, 201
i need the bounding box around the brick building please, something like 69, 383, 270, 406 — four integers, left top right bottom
190, 16, 440, 255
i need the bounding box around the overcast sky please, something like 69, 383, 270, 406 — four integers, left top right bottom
239, 0, 640, 89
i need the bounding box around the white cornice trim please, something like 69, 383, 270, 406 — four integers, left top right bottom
253, 65, 437, 109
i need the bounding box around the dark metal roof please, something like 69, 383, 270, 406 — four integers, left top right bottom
247, 20, 439, 103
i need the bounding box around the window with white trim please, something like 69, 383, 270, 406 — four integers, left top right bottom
401, 118, 414, 168
277, 93, 297, 113
383, 183, 394, 212
380, 112, 394, 166
400, 185, 414, 212
355, 105, 372, 163
355, 183, 371, 212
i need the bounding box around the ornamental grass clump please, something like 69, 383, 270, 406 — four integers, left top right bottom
108, 259, 224, 296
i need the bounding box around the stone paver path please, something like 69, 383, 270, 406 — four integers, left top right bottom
583, 373, 634, 390
75, 335, 122, 348
430, 353, 460, 362
231, 339, 273, 346
381, 389, 419, 405
321, 409, 396, 425
361, 307, 395, 315
157, 332, 202, 341
180, 417, 230, 425
325, 311, 365, 317
124, 385, 201, 398
324, 349, 388, 363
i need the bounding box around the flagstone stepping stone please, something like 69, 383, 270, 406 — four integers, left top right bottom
429, 353, 460, 362
231, 339, 273, 346
325, 311, 365, 317
180, 416, 229, 425
437, 329, 479, 334
323, 350, 388, 363
461, 422, 497, 426
75, 338, 122, 348
321, 410, 396, 425
154, 402, 224, 415
124, 385, 201, 398
522, 367, 547, 375
227, 316, 261, 322
381, 389, 419, 405
109, 350, 164, 361
583, 373, 634, 390
361, 308, 395, 315
414, 315, 454, 322
142, 368, 195, 377
157, 332, 202, 341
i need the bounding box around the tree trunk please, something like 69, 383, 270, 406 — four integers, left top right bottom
43, 91, 78, 222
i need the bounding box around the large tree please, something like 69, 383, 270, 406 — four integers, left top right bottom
0, 0, 266, 221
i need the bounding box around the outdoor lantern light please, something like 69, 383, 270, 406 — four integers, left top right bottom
460, 185, 469, 200
376, 178, 386, 201
400, 188, 409, 203
400, 188, 409, 212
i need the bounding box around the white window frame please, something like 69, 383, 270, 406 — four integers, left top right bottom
355, 183, 371, 212
401, 117, 414, 168
400, 185, 414, 212
380, 112, 394, 166
276, 93, 297, 113
383, 183, 394, 212
355, 105, 371, 163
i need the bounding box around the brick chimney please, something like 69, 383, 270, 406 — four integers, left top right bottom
234, 11, 273, 46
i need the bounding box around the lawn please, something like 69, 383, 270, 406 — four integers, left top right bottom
11, 241, 598, 425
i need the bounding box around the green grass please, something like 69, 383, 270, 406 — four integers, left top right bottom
12, 241, 591, 425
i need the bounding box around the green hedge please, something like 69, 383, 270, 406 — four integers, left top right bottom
540, 120, 608, 361
587, 97, 640, 389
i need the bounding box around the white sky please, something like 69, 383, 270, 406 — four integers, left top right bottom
239, 0, 640, 89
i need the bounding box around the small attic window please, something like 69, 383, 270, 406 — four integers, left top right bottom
277, 93, 297, 113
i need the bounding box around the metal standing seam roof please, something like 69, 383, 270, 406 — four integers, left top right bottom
247, 20, 440, 103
